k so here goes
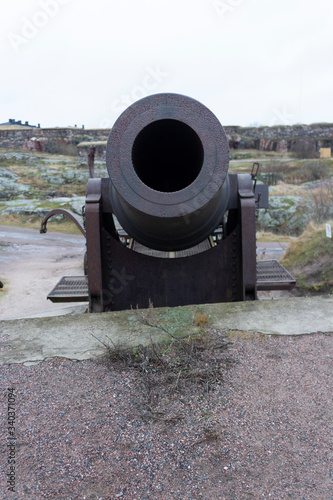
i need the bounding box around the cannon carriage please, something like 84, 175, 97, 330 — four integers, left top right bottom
42, 93, 295, 312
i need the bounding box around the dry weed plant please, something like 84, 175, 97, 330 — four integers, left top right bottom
92, 301, 237, 424
307, 181, 333, 224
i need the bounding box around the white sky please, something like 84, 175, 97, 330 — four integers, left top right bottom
1, 0, 332, 129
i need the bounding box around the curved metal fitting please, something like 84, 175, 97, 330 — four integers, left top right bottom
40, 209, 86, 237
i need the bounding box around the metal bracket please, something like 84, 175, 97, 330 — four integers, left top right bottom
88, 145, 96, 179
238, 174, 257, 300
251, 161, 260, 193
40, 209, 86, 237
85, 179, 103, 311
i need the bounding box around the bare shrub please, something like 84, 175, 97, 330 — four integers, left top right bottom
258, 160, 284, 185
304, 161, 331, 181
307, 181, 333, 224
92, 302, 237, 423
259, 159, 331, 185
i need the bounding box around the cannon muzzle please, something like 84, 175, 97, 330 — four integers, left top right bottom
106, 93, 230, 251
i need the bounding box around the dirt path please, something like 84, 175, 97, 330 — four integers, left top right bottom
0, 226, 87, 320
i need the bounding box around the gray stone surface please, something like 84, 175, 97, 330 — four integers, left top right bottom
2, 199, 49, 217
205, 295, 333, 335
257, 190, 333, 234
0, 296, 332, 365
0, 305, 199, 365
1, 196, 85, 219
257, 195, 308, 233
0, 167, 32, 198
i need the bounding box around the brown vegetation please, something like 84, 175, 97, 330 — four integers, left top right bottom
281, 222, 333, 294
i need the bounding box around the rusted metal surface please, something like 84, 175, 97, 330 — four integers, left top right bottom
251, 162, 260, 192
86, 94, 293, 311
132, 239, 212, 258
238, 174, 257, 300
85, 179, 103, 311
89, 172, 261, 311
106, 93, 230, 251
99, 225, 242, 311
254, 183, 269, 209
47, 276, 88, 302
257, 260, 296, 290
88, 145, 96, 178
46, 259, 295, 305
251, 162, 269, 209
40, 209, 86, 236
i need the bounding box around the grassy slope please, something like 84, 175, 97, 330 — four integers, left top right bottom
281, 222, 333, 293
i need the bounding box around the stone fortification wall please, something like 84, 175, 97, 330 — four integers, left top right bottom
225, 124, 333, 153
0, 123, 332, 154
232, 123, 333, 140
0, 127, 109, 153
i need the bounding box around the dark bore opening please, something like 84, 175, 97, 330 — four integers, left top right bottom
132, 119, 204, 192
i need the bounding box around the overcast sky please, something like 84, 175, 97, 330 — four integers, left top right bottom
1, 0, 332, 129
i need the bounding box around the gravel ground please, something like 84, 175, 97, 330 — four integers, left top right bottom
1, 332, 332, 500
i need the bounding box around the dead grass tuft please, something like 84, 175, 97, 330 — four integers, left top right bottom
258, 159, 332, 185
0, 214, 82, 234
194, 312, 210, 328
281, 221, 332, 268
93, 304, 238, 424
256, 231, 293, 243
281, 221, 333, 293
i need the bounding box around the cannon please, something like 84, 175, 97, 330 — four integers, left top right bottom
42, 93, 295, 312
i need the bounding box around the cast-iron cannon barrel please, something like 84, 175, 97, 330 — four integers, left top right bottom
41, 93, 296, 311
106, 93, 230, 251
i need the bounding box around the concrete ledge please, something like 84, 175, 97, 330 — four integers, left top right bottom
0, 296, 332, 365
0, 306, 199, 365
205, 295, 333, 336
